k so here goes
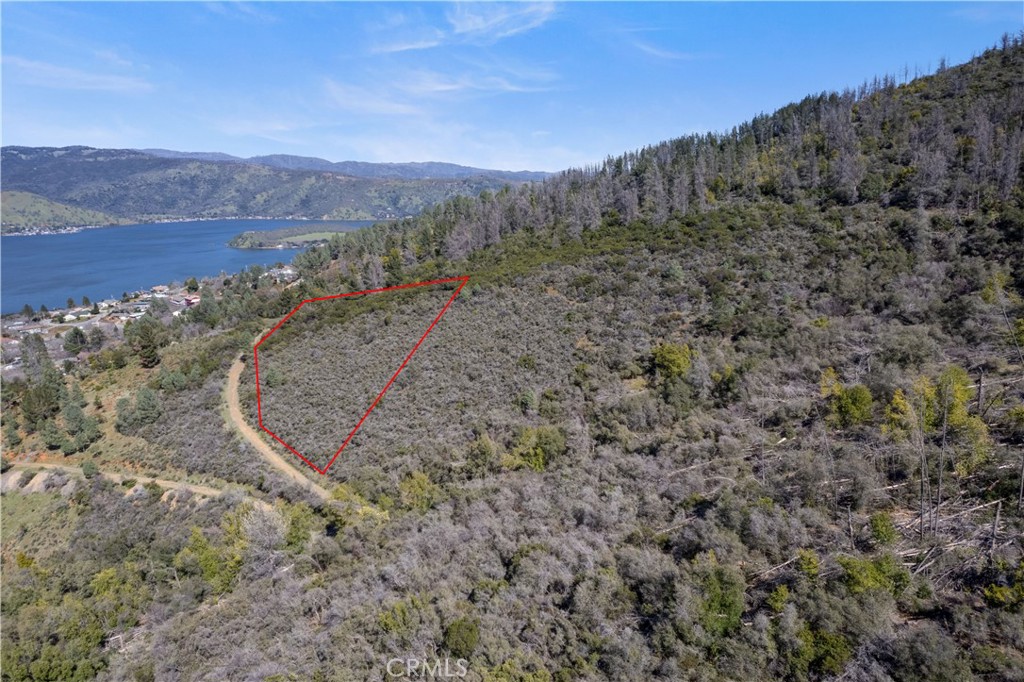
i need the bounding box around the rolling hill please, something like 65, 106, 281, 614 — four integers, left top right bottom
0, 146, 546, 232
0, 190, 127, 232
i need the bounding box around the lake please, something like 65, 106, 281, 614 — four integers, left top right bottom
1, 219, 371, 314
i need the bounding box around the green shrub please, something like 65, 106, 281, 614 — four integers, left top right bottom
516, 390, 537, 414
504, 426, 567, 472
821, 368, 873, 427
651, 342, 693, 379
695, 551, 744, 640
767, 584, 790, 614
869, 512, 898, 545
837, 553, 909, 596
399, 471, 444, 512
443, 618, 480, 658
797, 549, 820, 581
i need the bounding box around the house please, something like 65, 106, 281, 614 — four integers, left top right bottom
151, 285, 170, 294
183, 295, 201, 307
268, 266, 299, 283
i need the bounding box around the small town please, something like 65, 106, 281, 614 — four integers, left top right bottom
0, 264, 299, 380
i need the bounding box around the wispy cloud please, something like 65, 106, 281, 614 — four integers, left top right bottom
446, 2, 557, 43
372, 37, 445, 55
396, 68, 553, 96
632, 40, 706, 62
368, 3, 556, 54
3, 56, 153, 93
203, 2, 277, 24
93, 49, 134, 69
212, 116, 306, 144
324, 79, 421, 116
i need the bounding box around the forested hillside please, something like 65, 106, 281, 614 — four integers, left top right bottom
143, 149, 550, 182
2, 37, 1023, 681
0, 147, 539, 231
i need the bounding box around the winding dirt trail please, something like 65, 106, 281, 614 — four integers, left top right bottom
224, 356, 331, 502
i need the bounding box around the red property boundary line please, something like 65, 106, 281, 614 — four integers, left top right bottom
253, 276, 469, 475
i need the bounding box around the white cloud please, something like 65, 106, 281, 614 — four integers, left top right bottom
446, 2, 557, 43
3, 56, 153, 93
203, 2, 277, 24
632, 40, 706, 61
395, 68, 551, 96
210, 117, 308, 145
370, 28, 447, 55
324, 79, 421, 116
93, 49, 134, 69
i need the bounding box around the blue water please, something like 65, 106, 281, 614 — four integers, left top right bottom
1, 219, 370, 314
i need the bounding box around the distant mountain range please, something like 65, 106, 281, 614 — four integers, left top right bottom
140, 148, 550, 182
0, 146, 549, 232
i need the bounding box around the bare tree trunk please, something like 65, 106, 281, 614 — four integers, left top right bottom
917, 393, 930, 540
975, 368, 984, 414
998, 288, 1024, 366
1018, 450, 1023, 514
933, 399, 949, 535
920, 443, 928, 541
990, 500, 1001, 556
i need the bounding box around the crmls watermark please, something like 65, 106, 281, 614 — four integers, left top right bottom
385, 657, 469, 678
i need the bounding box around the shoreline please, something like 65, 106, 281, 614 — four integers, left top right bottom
0, 215, 322, 238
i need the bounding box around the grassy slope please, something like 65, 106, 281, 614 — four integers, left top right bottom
0, 190, 125, 232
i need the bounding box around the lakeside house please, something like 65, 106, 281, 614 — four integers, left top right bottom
267, 266, 299, 283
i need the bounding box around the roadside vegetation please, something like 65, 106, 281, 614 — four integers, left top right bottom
2, 37, 1022, 680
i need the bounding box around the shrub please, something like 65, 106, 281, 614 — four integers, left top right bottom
652, 343, 693, 379
869, 512, 898, 546
81, 461, 99, 479
767, 584, 790, 614
115, 388, 162, 434
821, 369, 873, 427
399, 471, 444, 512
837, 554, 910, 596
467, 434, 498, 475
797, 549, 820, 581
695, 551, 744, 640
516, 390, 537, 414
504, 426, 567, 472
443, 618, 480, 658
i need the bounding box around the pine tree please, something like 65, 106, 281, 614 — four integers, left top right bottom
63, 327, 87, 354
134, 387, 162, 425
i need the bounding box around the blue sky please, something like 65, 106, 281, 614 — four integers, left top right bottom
2, 2, 1020, 172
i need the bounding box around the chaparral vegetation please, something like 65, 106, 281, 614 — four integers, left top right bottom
2, 37, 1023, 681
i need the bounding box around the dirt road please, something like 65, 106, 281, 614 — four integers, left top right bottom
223, 356, 331, 502
6, 462, 223, 498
